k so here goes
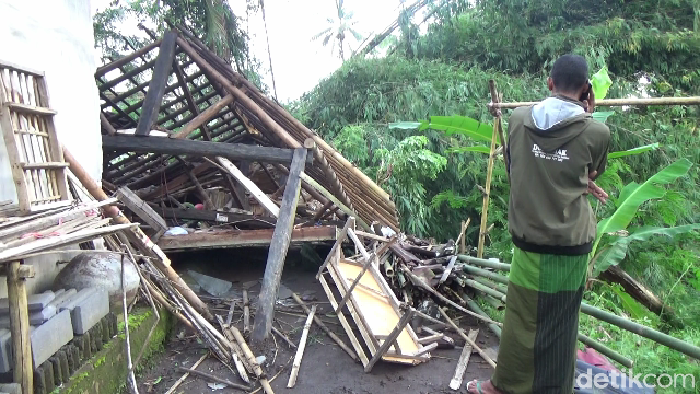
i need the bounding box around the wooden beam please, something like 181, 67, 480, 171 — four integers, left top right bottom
157, 226, 336, 251
252, 147, 308, 343
216, 157, 279, 218
7, 261, 33, 394
171, 94, 234, 139
155, 206, 341, 227
115, 186, 168, 242
103, 135, 313, 165
135, 32, 178, 136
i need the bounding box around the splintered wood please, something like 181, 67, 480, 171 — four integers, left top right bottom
318, 217, 436, 372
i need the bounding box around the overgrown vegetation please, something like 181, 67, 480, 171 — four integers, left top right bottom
288, 0, 700, 389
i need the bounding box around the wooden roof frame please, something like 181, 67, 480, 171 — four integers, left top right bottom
96, 28, 399, 232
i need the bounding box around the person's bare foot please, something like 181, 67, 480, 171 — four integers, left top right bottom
465, 379, 503, 394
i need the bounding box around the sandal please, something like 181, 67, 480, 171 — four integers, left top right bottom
466, 380, 484, 394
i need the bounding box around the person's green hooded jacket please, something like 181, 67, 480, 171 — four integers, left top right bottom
506, 94, 610, 255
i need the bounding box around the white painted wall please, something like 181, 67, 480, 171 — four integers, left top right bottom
0, 0, 102, 297
0, 0, 102, 203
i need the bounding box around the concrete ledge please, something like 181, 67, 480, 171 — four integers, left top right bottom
58, 306, 175, 394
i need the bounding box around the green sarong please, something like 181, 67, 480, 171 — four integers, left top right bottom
491, 246, 588, 394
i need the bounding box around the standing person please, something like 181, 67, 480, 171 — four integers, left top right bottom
467, 54, 610, 394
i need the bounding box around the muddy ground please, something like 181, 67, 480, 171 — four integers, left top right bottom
136, 246, 499, 394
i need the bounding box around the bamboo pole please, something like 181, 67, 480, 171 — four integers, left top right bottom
578, 333, 633, 368
477, 85, 500, 258
287, 305, 316, 387
291, 293, 358, 361
439, 307, 496, 368
462, 269, 700, 361
164, 354, 208, 394
457, 255, 511, 271
121, 252, 140, 394
229, 326, 274, 394
490, 96, 700, 109
177, 367, 250, 391
458, 293, 502, 339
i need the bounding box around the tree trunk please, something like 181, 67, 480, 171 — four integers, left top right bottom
600, 265, 681, 327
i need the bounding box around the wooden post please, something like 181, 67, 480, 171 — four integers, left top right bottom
477, 81, 501, 258
8, 261, 34, 394
252, 144, 309, 343
135, 31, 177, 136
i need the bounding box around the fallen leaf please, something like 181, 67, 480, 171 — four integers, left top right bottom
208, 383, 226, 391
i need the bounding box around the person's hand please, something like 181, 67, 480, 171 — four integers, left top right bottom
585, 170, 608, 203
583, 88, 596, 114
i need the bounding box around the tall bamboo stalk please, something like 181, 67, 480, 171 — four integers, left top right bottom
477, 81, 502, 258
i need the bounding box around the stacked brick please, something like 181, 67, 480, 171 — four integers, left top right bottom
0, 288, 113, 394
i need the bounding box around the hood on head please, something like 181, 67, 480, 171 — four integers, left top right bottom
523, 95, 589, 152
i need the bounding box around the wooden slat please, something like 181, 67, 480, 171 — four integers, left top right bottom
5, 102, 56, 116
0, 73, 31, 211
21, 162, 69, 170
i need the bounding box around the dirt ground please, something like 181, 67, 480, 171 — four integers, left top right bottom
136, 247, 499, 394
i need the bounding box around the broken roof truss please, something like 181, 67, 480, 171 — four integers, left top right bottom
96, 28, 399, 249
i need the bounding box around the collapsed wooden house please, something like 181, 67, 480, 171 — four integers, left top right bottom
97, 28, 400, 252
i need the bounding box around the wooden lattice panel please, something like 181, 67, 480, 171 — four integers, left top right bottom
0, 60, 70, 212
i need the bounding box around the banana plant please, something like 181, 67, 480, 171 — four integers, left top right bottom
588, 158, 698, 277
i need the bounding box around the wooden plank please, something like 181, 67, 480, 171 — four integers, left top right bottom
287, 305, 316, 388
449, 329, 479, 391
115, 186, 168, 241
20, 162, 69, 170
155, 207, 340, 227
102, 134, 313, 165
216, 157, 280, 218
7, 261, 33, 394
335, 254, 375, 314
135, 31, 177, 136
364, 308, 413, 372
252, 147, 307, 343
142, 161, 212, 200
157, 226, 336, 251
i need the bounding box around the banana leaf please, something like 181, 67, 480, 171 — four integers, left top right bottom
591, 66, 613, 101
445, 146, 492, 154
608, 143, 661, 159
591, 111, 614, 124
388, 121, 422, 130
592, 158, 693, 255
591, 223, 700, 276
419, 115, 497, 144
